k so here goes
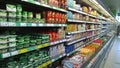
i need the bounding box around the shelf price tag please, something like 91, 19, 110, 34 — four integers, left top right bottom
2, 53, 10, 58
11, 51, 18, 56
32, 23, 37, 26
36, 45, 42, 49
42, 61, 50, 67
43, 43, 49, 47
39, 24, 43, 26
0, 22, 8, 26
51, 59, 55, 62
34, 1, 40, 5
21, 23, 26, 26
18, 48, 27, 54
36, 65, 42, 68
47, 61, 51, 65
9, 22, 16, 26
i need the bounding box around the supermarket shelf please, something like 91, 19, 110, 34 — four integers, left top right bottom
67, 19, 86, 23
51, 53, 66, 62
67, 44, 85, 56
22, 0, 67, 13
102, 27, 108, 29
0, 22, 67, 27
86, 29, 95, 31
67, 30, 86, 35
36, 60, 52, 68
87, 35, 95, 38
68, 8, 99, 19
67, 37, 86, 45
86, 21, 101, 24
37, 53, 66, 68
96, 28, 102, 30
68, 8, 87, 15
86, 35, 114, 68
50, 39, 66, 45
67, 36, 101, 56
0, 43, 49, 59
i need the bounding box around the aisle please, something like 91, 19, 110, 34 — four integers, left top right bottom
103, 37, 120, 68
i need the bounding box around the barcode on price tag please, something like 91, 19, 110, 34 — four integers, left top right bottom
2, 53, 10, 58
11, 51, 18, 56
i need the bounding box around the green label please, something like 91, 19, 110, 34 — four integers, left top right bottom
26, 23, 32, 26
16, 22, 21, 26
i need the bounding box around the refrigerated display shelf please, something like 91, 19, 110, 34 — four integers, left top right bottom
22, 0, 67, 13
67, 37, 86, 45
36, 53, 66, 68
86, 35, 114, 68
51, 53, 66, 62
0, 38, 67, 59
0, 43, 49, 59
0, 22, 67, 27
50, 39, 66, 45
68, 8, 99, 19
67, 30, 86, 35
66, 44, 85, 56
86, 29, 95, 31
87, 35, 95, 38
86, 21, 101, 24
68, 8, 87, 15
36, 60, 52, 68
67, 36, 101, 56
67, 19, 86, 23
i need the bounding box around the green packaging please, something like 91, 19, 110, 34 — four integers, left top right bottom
9, 47, 16, 52
16, 5, 22, 11
8, 42, 16, 47
8, 12, 16, 17
8, 35, 17, 42
8, 17, 16, 22
0, 43, 8, 49
17, 43, 24, 49
6, 4, 16, 12
0, 10, 7, 17
16, 11, 22, 17
0, 36, 8, 43
28, 12, 33, 18
0, 48, 8, 53
22, 11, 27, 17
22, 17, 27, 22
16, 17, 22, 22
36, 13, 41, 19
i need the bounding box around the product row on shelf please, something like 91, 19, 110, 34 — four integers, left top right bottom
0, 0, 110, 26
0, 31, 115, 68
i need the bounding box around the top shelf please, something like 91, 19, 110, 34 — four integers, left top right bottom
22, 0, 67, 13
68, 7, 108, 20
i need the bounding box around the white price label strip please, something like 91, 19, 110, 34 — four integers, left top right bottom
2, 53, 10, 58
39, 24, 43, 26
51, 59, 55, 62
32, 23, 37, 26
21, 23, 26, 26
9, 22, 16, 26
59, 55, 62, 58
1, 22, 8, 26
11, 51, 18, 56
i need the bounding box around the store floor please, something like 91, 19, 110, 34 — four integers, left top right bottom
103, 36, 120, 68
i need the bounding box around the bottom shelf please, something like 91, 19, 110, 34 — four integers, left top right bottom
61, 34, 114, 68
